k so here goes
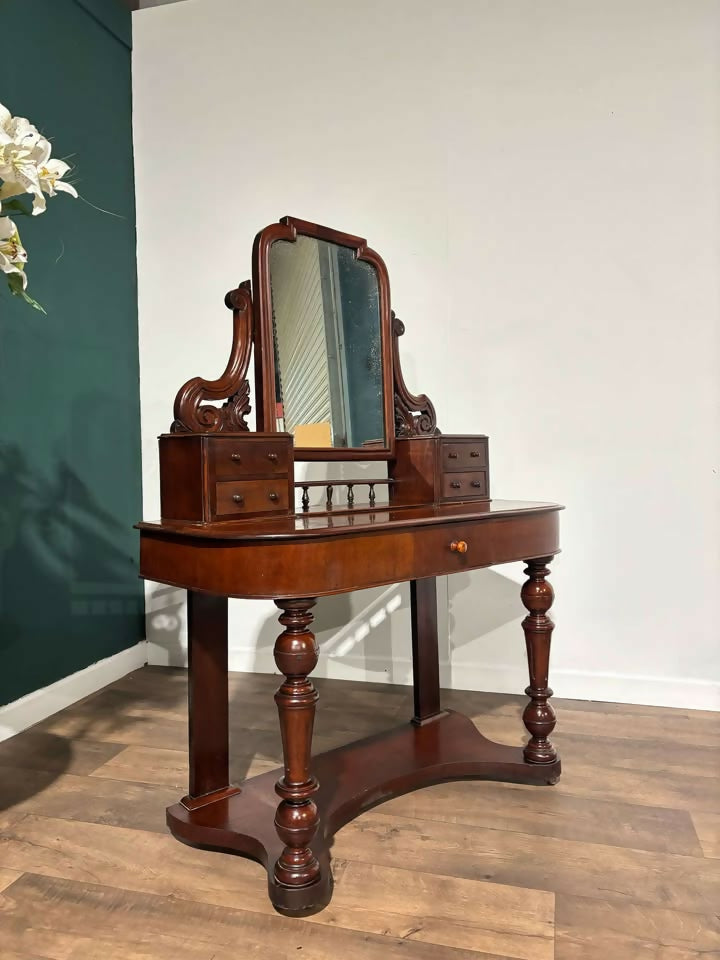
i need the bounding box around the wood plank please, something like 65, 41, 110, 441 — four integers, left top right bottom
332, 810, 720, 916
382, 779, 703, 856
2, 952, 55, 960
472, 739, 720, 814
35, 690, 401, 745
0, 731, 124, 775
555, 892, 720, 959
0, 815, 550, 958
0, 767, 176, 834
449, 695, 720, 749
329, 858, 554, 960
89, 745, 278, 789
690, 811, 720, 859
0, 868, 23, 891
1, 872, 514, 960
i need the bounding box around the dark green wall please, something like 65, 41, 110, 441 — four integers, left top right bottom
0, 0, 143, 706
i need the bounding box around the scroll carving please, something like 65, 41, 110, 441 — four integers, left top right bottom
171, 281, 253, 434
392, 312, 439, 438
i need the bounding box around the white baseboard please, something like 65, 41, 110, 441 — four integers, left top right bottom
225, 648, 720, 712
0, 641, 149, 742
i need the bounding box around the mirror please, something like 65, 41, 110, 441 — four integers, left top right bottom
268, 235, 386, 450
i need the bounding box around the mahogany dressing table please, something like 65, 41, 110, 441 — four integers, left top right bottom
138, 217, 562, 915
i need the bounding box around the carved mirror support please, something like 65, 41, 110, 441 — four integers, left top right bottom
171, 282, 253, 434
168, 218, 439, 457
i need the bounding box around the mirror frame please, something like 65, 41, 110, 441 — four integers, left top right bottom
252, 216, 396, 461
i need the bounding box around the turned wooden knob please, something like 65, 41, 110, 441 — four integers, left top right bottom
232, 494, 244, 504
231, 453, 242, 461
450, 540, 468, 554
267, 452, 279, 462
268, 491, 279, 501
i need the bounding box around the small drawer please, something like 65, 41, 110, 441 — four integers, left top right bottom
209, 438, 289, 479
214, 479, 289, 517
441, 439, 488, 472
441, 470, 489, 501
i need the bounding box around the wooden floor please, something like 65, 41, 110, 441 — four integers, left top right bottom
0, 667, 718, 959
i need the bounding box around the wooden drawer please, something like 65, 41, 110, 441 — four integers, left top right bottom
209, 437, 290, 479
214, 479, 289, 518
441, 438, 488, 472
441, 470, 488, 501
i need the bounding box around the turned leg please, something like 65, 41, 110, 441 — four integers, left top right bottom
410, 578, 442, 724
521, 558, 557, 764
273, 598, 321, 888
187, 591, 230, 798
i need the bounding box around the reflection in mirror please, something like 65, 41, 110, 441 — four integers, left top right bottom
269, 236, 385, 449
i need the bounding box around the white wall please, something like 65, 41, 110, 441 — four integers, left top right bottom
133, 0, 720, 710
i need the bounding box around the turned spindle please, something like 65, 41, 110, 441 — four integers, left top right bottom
301, 485, 310, 512
521, 557, 557, 764
347, 483, 354, 507
272, 598, 321, 888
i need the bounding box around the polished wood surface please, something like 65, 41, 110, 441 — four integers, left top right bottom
1, 667, 718, 958
410, 578, 442, 723
141, 214, 564, 915
139, 500, 560, 600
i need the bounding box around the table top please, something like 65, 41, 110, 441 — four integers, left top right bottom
137, 499, 563, 542
138, 499, 563, 598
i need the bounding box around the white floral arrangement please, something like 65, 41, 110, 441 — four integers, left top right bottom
0, 101, 77, 312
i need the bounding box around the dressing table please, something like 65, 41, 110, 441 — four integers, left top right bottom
138, 216, 563, 915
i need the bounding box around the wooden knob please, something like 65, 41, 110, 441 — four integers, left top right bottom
231, 453, 242, 461
268, 491, 279, 501
450, 540, 468, 554
470, 450, 480, 457
232, 494, 244, 504
267, 452, 279, 462
448, 452, 458, 459
450, 481, 461, 489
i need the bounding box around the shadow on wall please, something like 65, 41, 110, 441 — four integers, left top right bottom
448, 567, 532, 691
0, 443, 143, 807
145, 568, 533, 694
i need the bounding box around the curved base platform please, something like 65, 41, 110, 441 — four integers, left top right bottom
167, 709, 561, 915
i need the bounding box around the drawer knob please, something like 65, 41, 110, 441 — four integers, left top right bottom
232, 494, 244, 505
471, 479, 483, 488
450, 481, 461, 489
267, 452, 279, 462
470, 450, 480, 457
450, 540, 468, 554
231, 453, 242, 462
448, 452, 458, 459
268, 491, 279, 502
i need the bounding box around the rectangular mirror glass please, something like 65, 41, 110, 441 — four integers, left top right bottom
269, 235, 385, 449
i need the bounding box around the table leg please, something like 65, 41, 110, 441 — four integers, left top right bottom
186, 591, 230, 798
410, 577, 443, 724
273, 598, 321, 889
521, 557, 558, 764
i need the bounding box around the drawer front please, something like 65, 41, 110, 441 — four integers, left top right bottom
214, 479, 289, 517
441, 439, 488, 472
209, 438, 289, 479
441, 470, 488, 501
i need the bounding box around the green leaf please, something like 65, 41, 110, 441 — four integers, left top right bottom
6, 272, 47, 314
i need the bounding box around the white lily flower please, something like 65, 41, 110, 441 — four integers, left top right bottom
0, 102, 77, 309
38, 158, 78, 203
0, 102, 75, 215
0, 216, 28, 289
